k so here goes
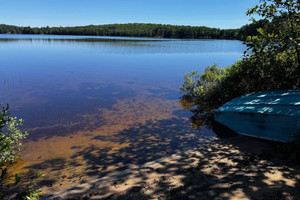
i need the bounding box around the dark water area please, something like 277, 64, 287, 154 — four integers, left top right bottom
0, 34, 246, 193
14, 82, 135, 139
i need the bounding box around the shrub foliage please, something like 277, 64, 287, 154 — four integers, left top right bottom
180, 0, 299, 114
0, 104, 43, 200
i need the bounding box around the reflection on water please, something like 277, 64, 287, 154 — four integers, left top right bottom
0, 35, 245, 195
179, 98, 214, 130
0, 35, 245, 55
179, 95, 238, 138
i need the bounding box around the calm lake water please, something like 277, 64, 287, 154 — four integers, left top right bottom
0, 34, 245, 194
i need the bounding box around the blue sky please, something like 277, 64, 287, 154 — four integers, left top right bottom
0, 0, 258, 29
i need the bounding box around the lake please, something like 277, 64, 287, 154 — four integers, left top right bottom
0, 35, 246, 194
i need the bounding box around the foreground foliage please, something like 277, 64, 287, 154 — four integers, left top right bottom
0, 103, 43, 200
0, 104, 28, 163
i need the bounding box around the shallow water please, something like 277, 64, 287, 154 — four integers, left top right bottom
0, 35, 245, 193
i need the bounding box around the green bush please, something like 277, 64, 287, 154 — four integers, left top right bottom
0, 103, 43, 200
0, 104, 28, 163
181, 0, 299, 114
180, 51, 299, 115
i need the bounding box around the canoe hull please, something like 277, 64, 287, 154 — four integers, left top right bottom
214, 110, 300, 142
214, 89, 300, 143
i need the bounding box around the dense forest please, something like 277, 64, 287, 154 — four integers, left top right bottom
0, 22, 263, 40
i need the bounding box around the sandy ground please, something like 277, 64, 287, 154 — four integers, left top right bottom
42, 135, 300, 200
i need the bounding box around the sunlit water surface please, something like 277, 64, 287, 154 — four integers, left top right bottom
0, 35, 246, 194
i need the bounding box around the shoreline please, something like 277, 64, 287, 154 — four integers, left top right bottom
44, 136, 300, 200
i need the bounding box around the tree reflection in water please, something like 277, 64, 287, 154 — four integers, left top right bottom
179, 98, 238, 139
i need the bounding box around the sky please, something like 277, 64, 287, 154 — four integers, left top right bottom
0, 0, 258, 29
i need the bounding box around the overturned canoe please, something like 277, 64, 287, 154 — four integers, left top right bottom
214, 89, 300, 142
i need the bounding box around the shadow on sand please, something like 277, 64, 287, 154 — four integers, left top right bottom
24, 112, 215, 199
30, 114, 300, 200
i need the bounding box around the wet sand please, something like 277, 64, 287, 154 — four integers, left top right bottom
43, 136, 300, 200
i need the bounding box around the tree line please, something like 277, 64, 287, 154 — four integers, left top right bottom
0, 22, 264, 40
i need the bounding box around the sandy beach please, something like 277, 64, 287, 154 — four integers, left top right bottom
43, 135, 300, 200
